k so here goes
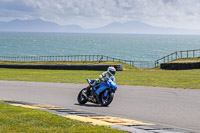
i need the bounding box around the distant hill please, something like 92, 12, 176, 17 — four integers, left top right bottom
90, 20, 200, 34
0, 19, 200, 34
0, 19, 84, 32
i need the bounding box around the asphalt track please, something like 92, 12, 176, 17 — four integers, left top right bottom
0, 80, 200, 132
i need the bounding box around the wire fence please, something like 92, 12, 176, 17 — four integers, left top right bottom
0, 55, 155, 68
155, 49, 200, 67
1, 49, 200, 68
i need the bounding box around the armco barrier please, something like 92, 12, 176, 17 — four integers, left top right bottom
0, 64, 123, 71
161, 62, 200, 70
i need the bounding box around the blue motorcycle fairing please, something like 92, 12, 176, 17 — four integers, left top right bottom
108, 79, 117, 91
86, 78, 117, 95
95, 81, 110, 95
86, 79, 94, 84
86, 78, 101, 91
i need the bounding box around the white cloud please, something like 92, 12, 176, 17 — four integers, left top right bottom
0, 0, 200, 29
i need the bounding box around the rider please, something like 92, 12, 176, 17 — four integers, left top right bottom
90, 66, 116, 103
97, 66, 116, 84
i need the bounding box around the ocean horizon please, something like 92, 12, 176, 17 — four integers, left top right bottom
1, 32, 200, 61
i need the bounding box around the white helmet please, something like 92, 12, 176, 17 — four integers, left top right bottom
107, 67, 116, 76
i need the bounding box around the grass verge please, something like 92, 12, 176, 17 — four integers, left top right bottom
170, 57, 200, 63
0, 103, 123, 133
0, 67, 200, 89
0, 61, 123, 65
0, 61, 136, 71
0, 60, 200, 89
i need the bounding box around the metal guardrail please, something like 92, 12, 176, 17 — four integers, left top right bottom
0, 55, 154, 68
155, 49, 200, 67
1, 49, 199, 69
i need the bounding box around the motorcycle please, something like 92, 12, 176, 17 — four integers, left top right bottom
77, 77, 117, 106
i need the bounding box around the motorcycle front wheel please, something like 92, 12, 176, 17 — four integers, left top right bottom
77, 88, 88, 104
100, 90, 114, 106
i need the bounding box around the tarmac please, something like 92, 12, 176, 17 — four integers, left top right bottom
0, 80, 199, 133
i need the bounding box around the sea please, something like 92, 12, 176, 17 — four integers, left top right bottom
1, 32, 200, 61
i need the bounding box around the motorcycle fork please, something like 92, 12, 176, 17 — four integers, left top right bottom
104, 90, 109, 97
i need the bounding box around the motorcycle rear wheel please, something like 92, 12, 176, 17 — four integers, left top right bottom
77, 88, 88, 104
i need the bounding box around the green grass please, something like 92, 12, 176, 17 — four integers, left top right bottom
117, 68, 200, 89
0, 60, 200, 89
0, 67, 200, 89
0, 61, 136, 71
0, 103, 124, 133
170, 57, 200, 63
0, 61, 122, 65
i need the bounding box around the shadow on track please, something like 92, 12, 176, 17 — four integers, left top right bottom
74, 103, 108, 108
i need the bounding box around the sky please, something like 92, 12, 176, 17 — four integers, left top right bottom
0, 0, 200, 29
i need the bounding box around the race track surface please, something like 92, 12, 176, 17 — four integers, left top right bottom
0, 81, 200, 132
